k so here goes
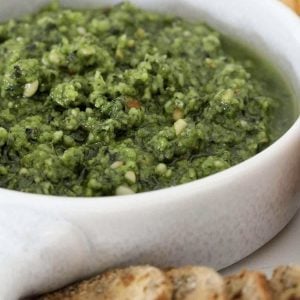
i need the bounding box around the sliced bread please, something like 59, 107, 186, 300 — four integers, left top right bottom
166, 266, 227, 300
39, 265, 172, 300
271, 265, 300, 300
38, 265, 300, 299
225, 270, 272, 300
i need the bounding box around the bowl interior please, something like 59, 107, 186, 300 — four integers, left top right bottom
0, 0, 300, 113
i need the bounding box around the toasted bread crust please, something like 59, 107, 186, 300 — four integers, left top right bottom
39, 266, 172, 300
167, 266, 227, 300
225, 270, 272, 300
38, 265, 300, 300
271, 266, 300, 300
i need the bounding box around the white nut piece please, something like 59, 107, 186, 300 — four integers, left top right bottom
125, 171, 136, 183
23, 80, 39, 98
174, 118, 187, 136
111, 161, 124, 169
156, 163, 167, 174
116, 185, 135, 195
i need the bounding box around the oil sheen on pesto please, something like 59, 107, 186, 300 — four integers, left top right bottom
0, 2, 294, 196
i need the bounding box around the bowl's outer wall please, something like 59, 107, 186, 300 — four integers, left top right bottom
0, 0, 300, 298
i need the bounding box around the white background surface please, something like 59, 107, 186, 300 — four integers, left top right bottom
223, 201, 300, 276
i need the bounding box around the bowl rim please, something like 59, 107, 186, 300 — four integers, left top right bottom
0, 0, 300, 207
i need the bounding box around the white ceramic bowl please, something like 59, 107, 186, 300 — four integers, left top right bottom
0, 0, 300, 297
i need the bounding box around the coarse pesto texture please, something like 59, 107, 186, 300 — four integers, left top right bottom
0, 2, 294, 196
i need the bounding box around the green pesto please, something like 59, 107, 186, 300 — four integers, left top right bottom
0, 2, 295, 196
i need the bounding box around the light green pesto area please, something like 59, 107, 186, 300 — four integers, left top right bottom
0, 2, 295, 196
